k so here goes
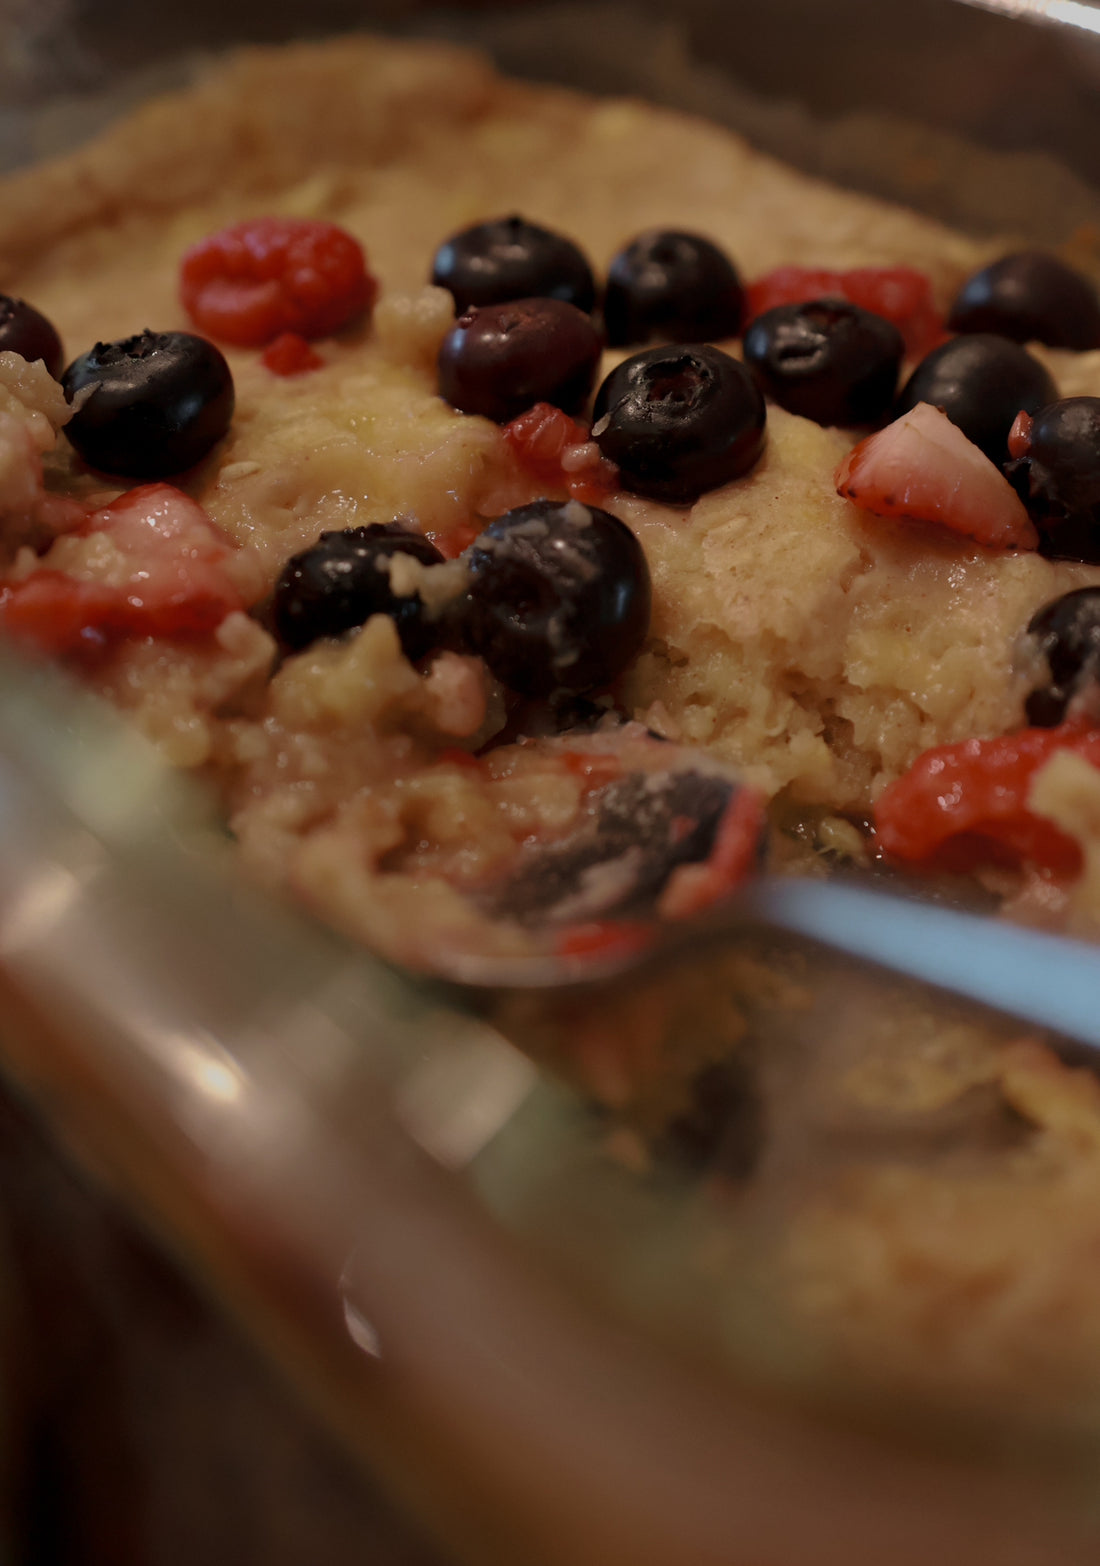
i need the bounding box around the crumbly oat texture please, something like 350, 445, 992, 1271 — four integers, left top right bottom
3, 33, 1097, 806
7, 33, 1100, 1431
7, 33, 1096, 814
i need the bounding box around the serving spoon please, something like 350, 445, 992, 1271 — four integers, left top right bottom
0, 648, 1095, 1058
444, 862, 1100, 1054
954, 0, 1100, 38
411, 720, 1100, 1056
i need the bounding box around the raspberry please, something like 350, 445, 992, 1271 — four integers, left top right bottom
262, 332, 324, 376
503, 402, 618, 504
745, 265, 945, 360
874, 724, 1100, 876
180, 218, 377, 349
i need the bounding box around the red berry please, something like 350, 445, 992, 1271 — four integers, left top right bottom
835, 402, 1038, 550
0, 484, 245, 656
553, 919, 655, 962
657, 788, 765, 919
180, 218, 377, 348
426, 520, 481, 560
1008, 409, 1033, 460
874, 723, 1100, 875
0, 575, 126, 657
746, 267, 835, 321
436, 747, 483, 774
559, 749, 623, 790
503, 402, 618, 504
745, 265, 945, 360
262, 331, 324, 376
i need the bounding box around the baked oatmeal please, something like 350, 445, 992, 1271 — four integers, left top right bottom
5, 32, 1100, 1432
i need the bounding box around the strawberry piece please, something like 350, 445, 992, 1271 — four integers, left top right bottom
0, 484, 245, 656
875, 723, 1100, 875
261, 331, 324, 376
746, 265, 946, 360
559, 750, 623, 791
426, 519, 481, 560
181, 218, 377, 349
1008, 409, 1034, 459
503, 402, 619, 504
0, 575, 124, 656
835, 402, 1038, 549
436, 746, 483, 774
554, 919, 655, 962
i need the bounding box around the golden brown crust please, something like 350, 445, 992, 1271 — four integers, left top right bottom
0, 36, 500, 277
0, 32, 984, 291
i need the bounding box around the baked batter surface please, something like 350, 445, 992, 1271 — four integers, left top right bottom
5, 34, 1100, 1432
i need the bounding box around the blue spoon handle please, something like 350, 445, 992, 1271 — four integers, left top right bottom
739, 877, 1100, 1049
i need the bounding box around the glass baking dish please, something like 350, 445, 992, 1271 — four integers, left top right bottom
4, 3, 1100, 1562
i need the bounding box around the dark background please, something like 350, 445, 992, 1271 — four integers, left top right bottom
4, 0, 1100, 234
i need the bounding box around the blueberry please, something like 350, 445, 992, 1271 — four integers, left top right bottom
483, 769, 739, 925
592, 344, 766, 504
1006, 398, 1100, 563
431, 215, 596, 315
948, 251, 1100, 351
62, 330, 234, 478
465, 499, 650, 695
894, 333, 1056, 464
0, 295, 63, 378
272, 523, 447, 658
743, 298, 904, 427
603, 230, 743, 348
1023, 587, 1100, 727
438, 298, 603, 424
